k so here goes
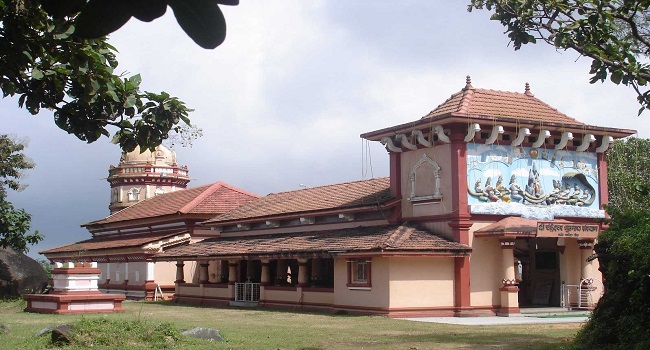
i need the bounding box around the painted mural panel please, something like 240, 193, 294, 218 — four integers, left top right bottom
466, 144, 604, 219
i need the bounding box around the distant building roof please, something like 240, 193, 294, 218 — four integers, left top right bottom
40, 231, 187, 255
85, 182, 260, 227
153, 224, 471, 261
203, 177, 392, 224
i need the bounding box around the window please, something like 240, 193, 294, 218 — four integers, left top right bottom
127, 188, 140, 201
347, 259, 371, 288
155, 187, 166, 196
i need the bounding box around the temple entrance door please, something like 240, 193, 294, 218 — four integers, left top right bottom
515, 237, 562, 307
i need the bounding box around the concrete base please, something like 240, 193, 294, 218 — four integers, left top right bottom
229, 301, 258, 308
24, 291, 126, 314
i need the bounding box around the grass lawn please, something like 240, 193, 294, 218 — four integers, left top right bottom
0, 299, 581, 349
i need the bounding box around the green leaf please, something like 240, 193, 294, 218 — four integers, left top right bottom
74, 0, 133, 38
128, 74, 142, 87
31, 68, 44, 80
131, 0, 168, 22
124, 95, 137, 108
168, 0, 227, 49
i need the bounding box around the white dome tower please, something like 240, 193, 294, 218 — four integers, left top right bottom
107, 145, 190, 214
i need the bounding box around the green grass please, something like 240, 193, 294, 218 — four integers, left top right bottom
0, 299, 581, 349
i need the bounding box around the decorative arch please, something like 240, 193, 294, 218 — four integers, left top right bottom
408, 154, 443, 202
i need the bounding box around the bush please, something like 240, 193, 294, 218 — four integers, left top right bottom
573, 209, 650, 350
60, 318, 184, 349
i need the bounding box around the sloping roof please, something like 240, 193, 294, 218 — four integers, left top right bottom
422, 80, 584, 125
40, 231, 187, 254
152, 224, 470, 260
473, 216, 571, 237
85, 182, 260, 226
204, 177, 392, 224
361, 77, 636, 141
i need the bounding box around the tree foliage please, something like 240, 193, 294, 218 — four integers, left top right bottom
0, 135, 41, 253
469, 1, 650, 114
606, 138, 650, 211
41, 0, 239, 49
0, 0, 195, 152
573, 138, 650, 350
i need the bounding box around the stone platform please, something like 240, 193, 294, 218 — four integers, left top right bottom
24, 262, 125, 314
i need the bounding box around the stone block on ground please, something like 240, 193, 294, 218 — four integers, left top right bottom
181, 327, 223, 341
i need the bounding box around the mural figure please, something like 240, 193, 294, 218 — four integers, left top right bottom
467, 145, 598, 209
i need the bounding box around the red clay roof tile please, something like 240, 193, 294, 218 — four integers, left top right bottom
423, 85, 585, 125
153, 224, 470, 260
84, 182, 260, 226
204, 177, 392, 224
40, 231, 186, 254
474, 217, 572, 236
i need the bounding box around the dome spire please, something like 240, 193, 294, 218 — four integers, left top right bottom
524, 82, 534, 96
463, 75, 474, 91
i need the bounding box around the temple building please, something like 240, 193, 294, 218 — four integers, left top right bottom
41, 146, 260, 299
43, 77, 635, 316
151, 77, 635, 316
107, 145, 190, 214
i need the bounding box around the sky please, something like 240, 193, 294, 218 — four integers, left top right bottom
3, 1, 648, 259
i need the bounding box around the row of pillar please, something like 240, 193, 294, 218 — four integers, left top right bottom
176, 258, 328, 287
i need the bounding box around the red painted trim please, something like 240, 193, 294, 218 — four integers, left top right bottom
264, 286, 297, 291
202, 283, 229, 289
51, 267, 101, 275
449, 125, 470, 219
301, 287, 334, 293
497, 306, 521, 315
499, 285, 519, 292
389, 152, 401, 201
453, 256, 471, 310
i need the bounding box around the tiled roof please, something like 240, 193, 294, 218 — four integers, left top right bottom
85, 182, 260, 226
40, 231, 186, 254
423, 80, 584, 125
204, 177, 392, 224
153, 224, 470, 260
473, 217, 571, 236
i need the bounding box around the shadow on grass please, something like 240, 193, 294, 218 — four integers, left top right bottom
139, 299, 369, 318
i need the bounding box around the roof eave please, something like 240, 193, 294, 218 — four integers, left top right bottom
361, 112, 637, 141
202, 199, 398, 227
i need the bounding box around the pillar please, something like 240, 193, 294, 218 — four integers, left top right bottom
199, 261, 209, 284
310, 258, 321, 286
597, 153, 608, 210
246, 260, 256, 282
175, 261, 185, 283
578, 240, 595, 283
219, 260, 229, 283
260, 260, 271, 286
498, 238, 520, 316
276, 259, 287, 285
297, 259, 309, 287
124, 261, 129, 284
228, 260, 238, 284
449, 221, 472, 315
146, 261, 155, 281
106, 262, 111, 283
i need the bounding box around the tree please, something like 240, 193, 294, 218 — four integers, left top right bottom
0, 0, 195, 152
572, 138, 650, 350
40, 0, 239, 50
468, 1, 650, 114
0, 135, 42, 253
